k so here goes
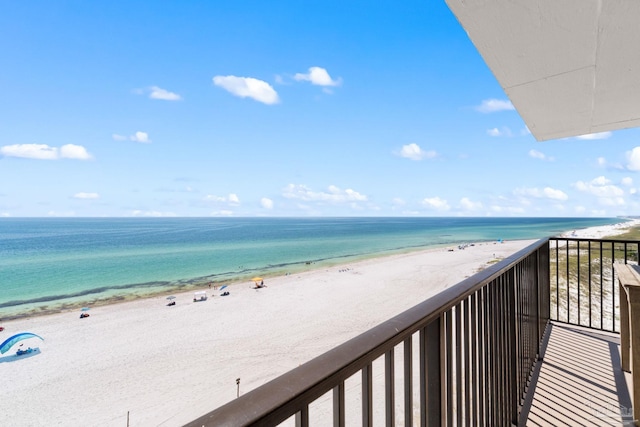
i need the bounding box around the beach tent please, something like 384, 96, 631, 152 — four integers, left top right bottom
193, 291, 207, 302
0, 332, 44, 354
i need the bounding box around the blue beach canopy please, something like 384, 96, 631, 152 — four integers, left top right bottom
0, 333, 44, 354
220, 285, 228, 290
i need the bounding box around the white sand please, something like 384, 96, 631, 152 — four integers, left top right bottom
0, 221, 634, 426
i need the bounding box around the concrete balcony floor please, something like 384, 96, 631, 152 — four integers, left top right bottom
521, 322, 635, 426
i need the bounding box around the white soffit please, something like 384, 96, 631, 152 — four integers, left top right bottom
445, 0, 640, 141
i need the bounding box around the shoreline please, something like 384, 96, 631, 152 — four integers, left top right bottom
3, 217, 638, 321
0, 240, 503, 321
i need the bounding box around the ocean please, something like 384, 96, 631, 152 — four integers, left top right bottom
0, 217, 624, 318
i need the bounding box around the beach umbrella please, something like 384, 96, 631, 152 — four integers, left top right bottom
220, 285, 227, 291
81, 307, 90, 311
166, 296, 176, 300
251, 277, 263, 282
0, 332, 44, 354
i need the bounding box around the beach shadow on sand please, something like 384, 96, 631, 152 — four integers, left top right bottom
0, 347, 41, 363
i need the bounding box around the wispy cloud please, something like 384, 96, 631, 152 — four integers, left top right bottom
73, 192, 99, 199
130, 131, 150, 143
0, 143, 92, 160
575, 131, 612, 140
514, 187, 568, 201
204, 193, 240, 206
112, 132, 151, 143
626, 147, 640, 171
421, 196, 450, 211
131, 210, 177, 217
149, 86, 182, 101
528, 149, 554, 161
459, 197, 483, 211
487, 127, 513, 137
261, 197, 274, 209
283, 184, 367, 203
294, 66, 342, 87
475, 99, 515, 113
213, 75, 279, 105
573, 176, 626, 209
397, 143, 437, 161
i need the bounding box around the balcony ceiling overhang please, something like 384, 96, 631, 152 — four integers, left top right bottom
445, 0, 640, 141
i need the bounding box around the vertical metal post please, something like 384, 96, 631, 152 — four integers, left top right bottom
404, 337, 413, 427
362, 364, 372, 427
588, 240, 592, 328
385, 349, 395, 426
470, 292, 478, 426
455, 302, 463, 425
424, 318, 442, 427
333, 383, 345, 427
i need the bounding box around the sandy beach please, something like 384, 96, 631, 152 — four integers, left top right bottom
0, 220, 636, 426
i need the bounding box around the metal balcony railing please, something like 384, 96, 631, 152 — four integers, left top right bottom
185, 237, 636, 427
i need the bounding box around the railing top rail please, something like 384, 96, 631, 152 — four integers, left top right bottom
550, 236, 639, 244
186, 238, 550, 427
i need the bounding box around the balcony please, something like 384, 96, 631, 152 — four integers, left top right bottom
185, 237, 639, 426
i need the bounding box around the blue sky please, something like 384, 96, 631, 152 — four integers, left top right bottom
2, 1, 640, 218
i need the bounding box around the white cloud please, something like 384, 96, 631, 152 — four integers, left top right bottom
213, 75, 279, 105
149, 86, 182, 101
487, 127, 513, 137
261, 198, 274, 209
398, 143, 437, 161
210, 210, 234, 217
475, 99, 515, 113
626, 147, 640, 171
575, 131, 612, 140
459, 197, 483, 211
0, 143, 92, 160
73, 192, 99, 199
113, 132, 151, 143
622, 177, 633, 186
131, 210, 177, 217
283, 184, 367, 203
130, 131, 151, 143
574, 176, 624, 198
528, 149, 554, 161
0, 212, 10, 217
514, 187, 568, 201
421, 197, 450, 211
392, 198, 406, 206
204, 193, 240, 206
490, 205, 525, 214
293, 66, 341, 87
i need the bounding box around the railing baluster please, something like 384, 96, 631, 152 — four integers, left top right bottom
404, 337, 412, 427
588, 240, 592, 328
425, 317, 442, 426
362, 363, 372, 427
455, 302, 462, 426
385, 349, 395, 427
470, 293, 478, 426
577, 240, 581, 325
463, 297, 471, 426
600, 241, 604, 330
566, 239, 570, 323
445, 309, 453, 426
333, 383, 345, 427
295, 406, 309, 427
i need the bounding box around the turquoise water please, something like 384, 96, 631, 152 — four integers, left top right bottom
0, 217, 624, 318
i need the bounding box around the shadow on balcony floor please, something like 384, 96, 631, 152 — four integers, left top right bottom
520, 322, 635, 426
